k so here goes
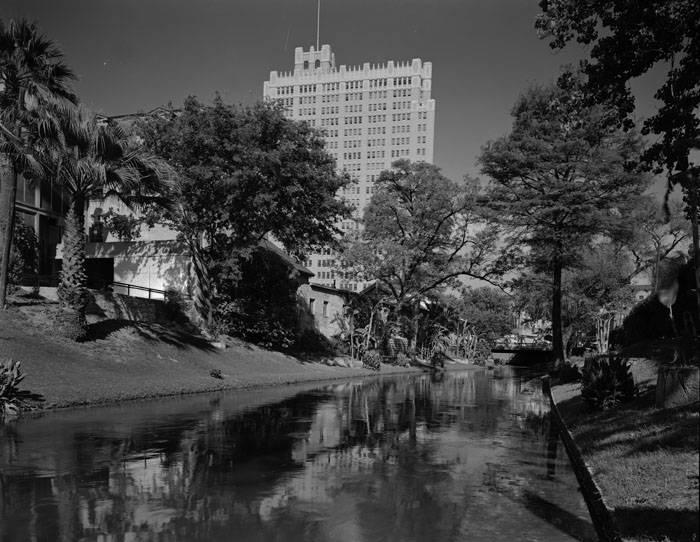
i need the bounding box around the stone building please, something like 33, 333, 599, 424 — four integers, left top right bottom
263, 44, 436, 291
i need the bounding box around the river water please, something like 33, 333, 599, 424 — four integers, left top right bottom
0, 368, 596, 542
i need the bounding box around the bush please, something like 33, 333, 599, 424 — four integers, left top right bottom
471, 339, 491, 366
581, 354, 636, 410
395, 352, 411, 367
0, 359, 44, 421
362, 349, 381, 371
213, 304, 296, 351
163, 288, 191, 324
552, 361, 581, 384
294, 329, 334, 355
8, 222, 38, 285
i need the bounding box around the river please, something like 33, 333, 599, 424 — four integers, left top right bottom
0, 367, 596, 541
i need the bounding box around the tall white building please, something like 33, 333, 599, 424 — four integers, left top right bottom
263, 44, 436, 290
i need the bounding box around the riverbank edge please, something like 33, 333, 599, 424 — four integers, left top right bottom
30, 363, 457, 413
543, 377, 623, 542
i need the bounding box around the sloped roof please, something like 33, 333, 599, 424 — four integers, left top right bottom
257, 239, 313, 276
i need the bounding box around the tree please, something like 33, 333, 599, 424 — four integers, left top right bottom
478, 79, 647, 365
621, 197, 690, 285
0, 19, 76, 307
511, 245, 636, 356
341, 159, 504, 350
536, 0, 700, 329
457, 286, 513, 342
137, 97, 350, 329
52, 108, 170, 339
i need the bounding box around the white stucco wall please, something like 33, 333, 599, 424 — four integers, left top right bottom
56, 240, 191, 300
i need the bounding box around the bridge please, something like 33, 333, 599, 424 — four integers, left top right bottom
491, 343, 553, 354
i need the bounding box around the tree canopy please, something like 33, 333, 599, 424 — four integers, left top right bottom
137, 96, 351, 326
478, 79, 647, 363
342, 159, 502, 309
341, 159, 505, 350
0, 19, 76, 307
536, 0, 700, 327
536, 0, 699, 176
457, 286, 513, 342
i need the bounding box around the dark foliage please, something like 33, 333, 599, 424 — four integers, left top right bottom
0, 359, 44, 421
213, 246, 304, 351
471, 340, 492, 366
362, 349, 381, 371
581, 355, 636, 410
394, 352, 411, 367
551, 361, 581, 384
295, 328, 334, 355
8, 222, 38, 284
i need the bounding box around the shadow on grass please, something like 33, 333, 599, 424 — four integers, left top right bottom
521, 490, 597, 542
563, 395, 699, 456
615, 506, 699, 542
84, 319, 215, 351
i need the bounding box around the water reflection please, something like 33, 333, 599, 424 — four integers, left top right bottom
0, 369, 595, 542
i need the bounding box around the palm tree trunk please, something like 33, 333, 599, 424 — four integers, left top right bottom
0, 156, 18, 309
56, 196, 88, 340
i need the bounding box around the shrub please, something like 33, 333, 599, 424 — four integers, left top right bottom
552, 361, 581, 384
163, 288, 191, 324
0, 359, 44, 421
395, 352, 411, 367
471, 339, 491, 366
295, 329, 334, 355
581, 354, 636, 410
362, 349, 381, 371
213, 305, 296, 351
8, 222, 38, 285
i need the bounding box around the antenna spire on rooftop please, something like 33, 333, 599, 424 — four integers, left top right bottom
316, 0, 320, 50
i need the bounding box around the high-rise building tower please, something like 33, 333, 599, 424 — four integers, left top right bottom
263, 44, 436, 290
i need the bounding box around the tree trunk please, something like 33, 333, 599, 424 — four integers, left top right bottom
552, 254, 565, 366
689, 180, 700, 334
56, 196, 88, 340
189, 239, 213, 331
409, 303, 420, 354
0, 156, 18, 309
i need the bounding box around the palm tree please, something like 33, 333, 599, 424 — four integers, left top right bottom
54, 108, 171, 339
0, 19, 77, 308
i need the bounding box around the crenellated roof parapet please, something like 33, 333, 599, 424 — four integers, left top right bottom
266, 44, 432, 88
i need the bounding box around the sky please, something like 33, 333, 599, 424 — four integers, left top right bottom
2, 0, 665, 183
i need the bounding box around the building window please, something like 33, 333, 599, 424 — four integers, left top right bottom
309, 298, 315, 313
322, 301, 328, 317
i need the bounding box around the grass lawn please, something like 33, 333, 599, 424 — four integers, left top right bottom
0, 292, 423, 409
553, 364, 699, 542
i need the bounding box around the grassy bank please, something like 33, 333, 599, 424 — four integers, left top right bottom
0, 295, 425, 410
552, 361, 699, 542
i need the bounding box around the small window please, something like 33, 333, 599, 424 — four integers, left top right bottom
323, 301, 329, 317
309, 298, 315, 312
303, 60, 309, 70
315, 59, 321, 69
